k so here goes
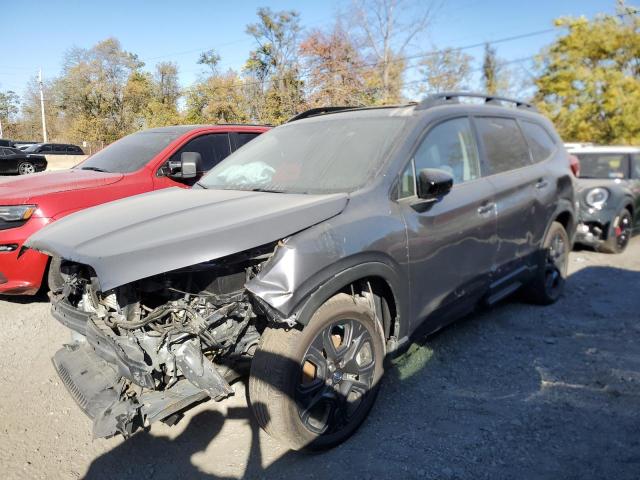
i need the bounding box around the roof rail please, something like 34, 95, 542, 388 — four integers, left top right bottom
416, 92, 537, 112
287, 106, 361, 123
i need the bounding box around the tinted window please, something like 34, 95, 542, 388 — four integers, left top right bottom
398, 159, 416, 199
77, 131, 183, 173
521, 121, 556, 162
0, 149, 7, 156
632, 154, 640, 179
201, 116, 406, 194
23, 144, 40, 153
41, 144, 52, 152
231, 132, 261, 151
476, 117, 531, 173
414, 117, 481, 185
66, 146, 76, 153
577, 153, 629, 179
53, 145, 65, 152
170, 134, 231, 172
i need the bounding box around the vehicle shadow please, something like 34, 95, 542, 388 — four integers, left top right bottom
0, 291, 49, 304
82, 264, 640, 479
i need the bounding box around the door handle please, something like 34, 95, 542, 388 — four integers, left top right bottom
535, 178, 549, 190
477, 202, 496, 216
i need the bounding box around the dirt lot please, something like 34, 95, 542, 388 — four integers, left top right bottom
1, 239, 639, 480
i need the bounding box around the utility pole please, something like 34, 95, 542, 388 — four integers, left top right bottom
0, 116, 3, 139
39, 68, 48, 143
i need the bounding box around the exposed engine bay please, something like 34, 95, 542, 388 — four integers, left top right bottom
50, 242, 279, 439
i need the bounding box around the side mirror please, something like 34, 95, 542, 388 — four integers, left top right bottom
168, 152, 201, 179
417, 168, 453, 201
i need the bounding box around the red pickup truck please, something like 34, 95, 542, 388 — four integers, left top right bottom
0, 124, 269, 295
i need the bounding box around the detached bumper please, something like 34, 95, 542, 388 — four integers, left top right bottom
574, 206, 616, 247
53, 342, 210, 438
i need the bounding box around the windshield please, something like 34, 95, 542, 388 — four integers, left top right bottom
199, 116, 406, 194
23, 144, 41, 152
577, 153, 629, 179
75, 131, 183, 173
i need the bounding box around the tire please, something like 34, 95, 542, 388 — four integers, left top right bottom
249, 293, 385, 451
522, 221, 570, 305
18, 162, 36, 175
47, 256, 65, 293
598, 208, 632, 254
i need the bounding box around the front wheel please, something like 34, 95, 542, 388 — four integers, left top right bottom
18, 162, 36, 175
249, 293, 385, 450
522, 221, 570, 305
599, 209, 632, 254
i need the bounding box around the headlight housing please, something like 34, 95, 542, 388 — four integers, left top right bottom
584, 188, 609, 209
0, 205, 37, 222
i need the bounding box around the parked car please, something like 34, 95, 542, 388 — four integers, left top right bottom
0, 124, 268, 295
566, 144, 640, 253
0, 139, 16, 147
0, 147, 47, 175
27, 93, 576, 450
22, 143, 85, 155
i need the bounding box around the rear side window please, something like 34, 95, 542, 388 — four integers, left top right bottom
53, 145, 65, 152
475, 117, 531, 174
231, 132, 261, 151
414, 117, 481, 185
170, 133, 232, 172
520, 121, 556, 162
41, 144, 52, 152
632, 154, 640, 179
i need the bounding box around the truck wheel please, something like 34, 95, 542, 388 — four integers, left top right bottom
18, 162, 36, 175
249, 293, 385, 450
47, 256, 65, 293
599, 209, 632, 254
522, 221, 569, 305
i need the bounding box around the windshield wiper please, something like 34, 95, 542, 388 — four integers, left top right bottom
195, 182, 208, 189
251, 187, 285, 193
80, 166, 110, 173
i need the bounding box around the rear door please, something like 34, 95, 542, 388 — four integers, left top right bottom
398, 116, 498, 328
474, 116, 554, 281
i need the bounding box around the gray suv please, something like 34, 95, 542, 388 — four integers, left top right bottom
26, 93, 576, 450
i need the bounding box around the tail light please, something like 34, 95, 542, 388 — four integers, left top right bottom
568, 154, 580, 177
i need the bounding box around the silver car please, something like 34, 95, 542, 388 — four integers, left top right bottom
26, 93, 576, 450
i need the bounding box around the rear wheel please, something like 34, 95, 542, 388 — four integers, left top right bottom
18, 162, 36, 175
522, 221, 569, 305
249, 293, 385, 450
599, 209, 632, 254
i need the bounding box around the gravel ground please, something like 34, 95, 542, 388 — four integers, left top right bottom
1, 239, 639, 480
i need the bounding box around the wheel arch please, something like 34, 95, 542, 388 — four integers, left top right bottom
286, 260, 409, 347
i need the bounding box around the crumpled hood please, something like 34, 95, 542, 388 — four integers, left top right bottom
26, 187, 348, 291
0, 169, 124, 204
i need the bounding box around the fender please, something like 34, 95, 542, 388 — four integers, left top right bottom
248, 253, 410, 340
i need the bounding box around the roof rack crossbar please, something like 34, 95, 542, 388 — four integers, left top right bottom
417, 92, 537, 111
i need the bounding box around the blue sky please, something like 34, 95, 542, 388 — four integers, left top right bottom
1, 0, 614, 98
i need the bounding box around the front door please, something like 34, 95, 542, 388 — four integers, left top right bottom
397, 117, 498, 332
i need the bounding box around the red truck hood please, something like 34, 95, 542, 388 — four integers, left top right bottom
0, 169, 124, 204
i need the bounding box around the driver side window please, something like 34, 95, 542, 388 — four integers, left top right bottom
169, 133, 232, 173
414, 117, 481, 185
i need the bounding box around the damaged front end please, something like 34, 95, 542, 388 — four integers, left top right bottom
50, 243, 278, 439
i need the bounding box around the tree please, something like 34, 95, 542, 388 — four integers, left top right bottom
185, 70, 249, 124
197, 49, 221, 75
244, 7, 304, 123
58, 37, 147, 144
299, 23, 368, 106
482, 43, 499, 95
0, 90, 19, 138
417, 47, 473, 94
534, 4, 640, 143
351, 0, 438, 103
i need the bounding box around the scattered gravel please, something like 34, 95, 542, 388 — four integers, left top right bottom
1, 239, 639, 479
